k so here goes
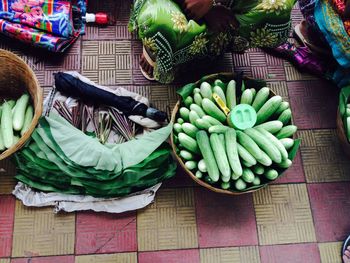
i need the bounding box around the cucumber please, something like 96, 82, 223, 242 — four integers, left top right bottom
245, 128, 281, 163
274, 101, 290, 116
275, 125, 297, 139
231, 172, 241, 180
236, 142, 257, 166
193, 88, 201, 94
182, 123, 199, 138
279, 138, 294, 150
226, 80, 237, 110
12, 135, 20, 146
179, 107, 190, 121
200, 82, 213, 99
180, 150, 194, 161
252, 176, 261, 186
242, 168, 255, 183
264, 169, 279, 180
210, 133, 231, 179
178, 132, 200, 154
214, 79, 226, 91
208, 125, 229, 134
221, 181, 231, 190
196, 131, 220, 182
213, 86, 226, 105
177, 118, 184, 124
256, 127, 288, 161
277, 159, 292, 168
195, 118, 211, 130
346, 108, 350, 117
252, 164, 264, 175
174, 123, 182, 133
201, 98, 226, 122
236, 131, 263, 160
185, 161, 197, 170
202, 115, 223, 126
198, 159, 207, 172
194, 93, 203, 106
184, 96, 193, 107
174, 135, 178, 144
235, 178, 247, 190
278, 109, 292, 125
347, 103, 350, 109
252, 87, 270, 111
190, 104, 205, 117
7, 100, 15, 109
12, 94, 30, 131
225, 129, 243, 177
256, 95, 282, 125
256, 150, 273, 166
20, 105, 33, 136
204, 175, 214, 184
255, 120, 283, 134
250, 88, 256, 98
240, 89, 253, 105
1, 101, 13, 148
242, 160, 254, 167
189, 110, 200, 126
195, 170, 203, 179
347, 118, 350, 140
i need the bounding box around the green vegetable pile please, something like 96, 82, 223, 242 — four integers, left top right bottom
0, 93, 33, 151
14, 113, 176, 198
173, 74, 300, 192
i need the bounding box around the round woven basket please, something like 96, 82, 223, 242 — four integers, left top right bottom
170, 72, 290, 195
0, 49, 43, 160
336, 110, 350, 158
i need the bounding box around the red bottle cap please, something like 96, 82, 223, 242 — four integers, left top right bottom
95, 13, 108, 25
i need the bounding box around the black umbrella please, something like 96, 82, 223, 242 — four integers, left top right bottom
54, 72, 167, 122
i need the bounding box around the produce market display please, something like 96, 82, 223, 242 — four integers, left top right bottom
0, 93, 33, 151
172, 74, 300, 193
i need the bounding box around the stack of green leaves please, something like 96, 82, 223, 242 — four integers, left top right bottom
14, 113, 176, 198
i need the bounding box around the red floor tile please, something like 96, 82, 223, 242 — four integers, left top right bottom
308, 183, 350, 242
163, 166, 196, 188
195, 188, 258, 248
259, 243, 321, 263
0, 195, 15, 258
75, 211, 137, 254
287, 80, 337, 129
138, 249, 200, 263
11, 256, 75, 263
273, 151, 306, 184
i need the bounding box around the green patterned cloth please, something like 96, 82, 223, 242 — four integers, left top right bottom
129, 0, 296, 83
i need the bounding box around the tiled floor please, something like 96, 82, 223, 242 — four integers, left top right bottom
0, 1, 349, 263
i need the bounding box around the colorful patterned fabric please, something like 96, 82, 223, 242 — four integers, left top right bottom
129, 0, 296, 83
0, 0, 86, 52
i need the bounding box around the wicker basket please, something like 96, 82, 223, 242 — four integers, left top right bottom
170, 72, 295, 195
336, 110, 350, 159
0, 49, 43, 160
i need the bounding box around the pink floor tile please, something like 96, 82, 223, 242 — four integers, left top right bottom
287, 81, 337, 129
260, 243, 321, 263
308, 183, 350, 242
138, 249, 200, 263
75, 211, 137, 254
0, 195, 15, 258
195, 188, 258, 248
11, 256, 75, 263
273, 151, 305, 184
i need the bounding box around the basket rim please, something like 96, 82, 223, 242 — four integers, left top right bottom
0, 49, 43, 160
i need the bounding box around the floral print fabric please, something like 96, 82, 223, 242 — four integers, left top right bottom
0, 0, 86, 52
129, 0, 296, 83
